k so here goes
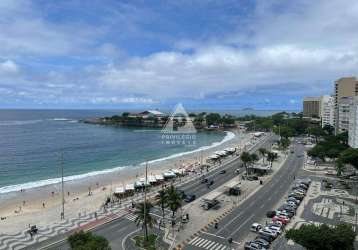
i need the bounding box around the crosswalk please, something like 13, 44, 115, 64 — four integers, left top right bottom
188, 237, 233, 250
125, 214, 137, 222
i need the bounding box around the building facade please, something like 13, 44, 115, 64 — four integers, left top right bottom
349, 96, 358, 148
320, 95, 334, 128
337, 97, 353, 134
303, 97, 321, 118
334, 77, 358, 134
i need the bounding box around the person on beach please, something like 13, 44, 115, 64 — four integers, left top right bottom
42, 202, 45, 208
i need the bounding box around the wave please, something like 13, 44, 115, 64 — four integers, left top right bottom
0, 165, 127, 194
0, 131, 236, 194
144, 131, 236, 165
0, 120, 44, 126
51, 118, 72, 121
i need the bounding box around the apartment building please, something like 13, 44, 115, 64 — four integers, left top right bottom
320, 95, 334, 128
349, 96, 358, 148
303, 97, 321, 118
334, 77, 358, 134
337, 97, 353, 134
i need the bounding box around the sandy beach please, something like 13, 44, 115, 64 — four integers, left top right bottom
0, 130, 251, 234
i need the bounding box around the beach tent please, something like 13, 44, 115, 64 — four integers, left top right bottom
139, 177, 151, 186
172, 169, 185, 176
224, 148, 236, 154
163, 171, 176, 179
114, 186, 125, 194
125, 184, 135, 191
148, 175, 157, 184
155, 174, 164, 182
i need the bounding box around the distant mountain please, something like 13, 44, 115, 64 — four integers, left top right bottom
241, 107, 255, 111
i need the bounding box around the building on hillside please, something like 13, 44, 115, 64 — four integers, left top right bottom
337, 96, 353, 134
349, 96, 358, 148
334, 77, 358, 134
320, 95, 334, 128
129, 110, 165, 119
303, 97, 321, 118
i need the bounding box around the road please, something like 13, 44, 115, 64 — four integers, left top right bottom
184, 141, 305, 250
24, 134, 275, 250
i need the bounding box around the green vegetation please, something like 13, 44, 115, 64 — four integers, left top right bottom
266, 152, 279, 169
133, 234, 157, 250
134, 202, 154, 241
240, 152, 259, 175
68, 231, 111, 250
166, 185, 183, 217
286, 223, 356, 250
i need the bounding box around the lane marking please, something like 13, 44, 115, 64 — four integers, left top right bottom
228, 214, 254, 238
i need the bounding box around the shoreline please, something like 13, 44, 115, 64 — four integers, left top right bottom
0, 130, 249, 234
0, 131, 234, 195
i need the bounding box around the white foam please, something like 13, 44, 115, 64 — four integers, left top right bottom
0, 131, 236, 194
0, 120, 43, 126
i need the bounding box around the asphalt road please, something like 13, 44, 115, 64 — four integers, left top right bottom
184, 141, 305, 250
25, 134, 275, 250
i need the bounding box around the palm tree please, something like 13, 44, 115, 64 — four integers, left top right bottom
258, 148, 267, 164
166, 185, 182, 218
267, 152, 278, 169
240, 151, 252, 176
157, 188, 168, 223
134, 201, 154, 241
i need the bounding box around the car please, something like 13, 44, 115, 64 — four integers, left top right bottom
266, 210, 276, 218
247, 176, 259, 181
272, 215, 290, 225
219, 169, 226, 174
257, 233, 274, 243
276, 210, 294, 218
201, 178, 208, 184
235, 168, 241, 174
279, 205, 296, 213
250, 223, 262, 232
244, 241, 267, 250
284, 201, 298, 209
287, 197, 300, 205
228, 187, 241, 196
325, 182, 333, 188
184, 194, 196, 203
288, 193, 304, 200
254, 237, 270, 248
177, 189, 186, 199
259, 228, 277, 238
208, 180, 214, 185
266, 225, 282, 235
270, 220, 283, 228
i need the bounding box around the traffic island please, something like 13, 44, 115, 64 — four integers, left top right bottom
132, 234, 158, 250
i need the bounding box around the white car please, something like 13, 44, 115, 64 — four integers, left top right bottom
266, 225, 282, 234
250, 223, 262, 232
259, 228, 278, 238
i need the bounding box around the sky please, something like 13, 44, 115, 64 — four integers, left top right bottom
1, 0, 358, 110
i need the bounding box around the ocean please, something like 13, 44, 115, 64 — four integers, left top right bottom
0, 109, 236, 194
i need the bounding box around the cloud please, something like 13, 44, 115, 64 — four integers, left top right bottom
1, 0, 358, 108
0, 60, 19, 74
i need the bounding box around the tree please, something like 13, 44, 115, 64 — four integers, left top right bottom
166, 185, 182, 218
134, 202, 154, 242
205, 113, 221, 126
68, 231, 111, 250
307, 126, 324, 143
267, 152, 278, 169
240, 152, 252, 176
279, 137, 291, 151
156, 188, 168, 223
286, 223, 356, 250
258, 148, 268, 164
338, 148, 358, 170
323, 124, 334, 136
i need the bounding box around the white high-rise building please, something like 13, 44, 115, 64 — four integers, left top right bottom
320, 95, 334, 128
337, 97, 353, 134
349, 96, 358, 148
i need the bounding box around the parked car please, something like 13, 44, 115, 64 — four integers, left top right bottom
257, 233, 274, 243
244, 242, 267, 250
270, 221, 283, 228
250, 223, 262, 232
201, 178, 208, 184
247, 176, 259, 181
254, 237, 270, 248
259, 228, 278, 238
184, 194, 196, 203
266, 225, 282, 235
288, 193, 304, 200
177, 189, 187, 199
276, 210, 294, 218
272, 215, 290, 225
284, 201, 297, 209
287, 197, 300, 205
266, 210, 276, 218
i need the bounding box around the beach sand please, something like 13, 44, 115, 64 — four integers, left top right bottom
0, 130, 250, 234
